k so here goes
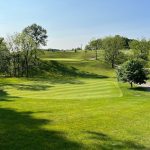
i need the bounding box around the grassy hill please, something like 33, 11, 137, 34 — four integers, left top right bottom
0, 51, 150, 149
39, 50, 105, 61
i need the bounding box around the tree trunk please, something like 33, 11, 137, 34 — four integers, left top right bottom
95, 49, 98, 60
24, 51, 29, 78
17, 54, 20, 77
111, 61, 115, 68
13, 57, 17, 77
21, 60, 25, 77
130, 82, 133, 88
25, 57, 29, 78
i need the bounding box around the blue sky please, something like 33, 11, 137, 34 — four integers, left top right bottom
0, 0, 150, 49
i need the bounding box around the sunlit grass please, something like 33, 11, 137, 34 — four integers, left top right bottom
41, 58, 83, 62
0, 58, 150, 149
1, 78, 122, 100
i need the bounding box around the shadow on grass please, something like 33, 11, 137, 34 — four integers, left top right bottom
86, 131, 148, 150
41, 60, 108, 79
0, 108, 83, 150
0, 89, 18, 102
75, 70, 108, 79
0, 83, 54, 91
30, 77, 85, 85
0, 90, 8, 97
130, 87, 150, 92
0, 78, 85, 94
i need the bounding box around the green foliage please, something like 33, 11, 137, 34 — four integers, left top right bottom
103, 35, 127, 68
23, 23, 48, 47
1, 30, 150, 79
5, 33, 37, 77
85, 39, 102, 60
85, 35, 130, 51
129, 39, 150, 61
23, 24, 48, 61
0, 38, 10, 75
86, 39, 102, 50
117, 59, 149, 87
115, 51, 129, 65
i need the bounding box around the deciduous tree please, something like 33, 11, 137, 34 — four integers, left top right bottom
23, 24, 48, 59
117, 59, 148, 88
103, 35, 127, 68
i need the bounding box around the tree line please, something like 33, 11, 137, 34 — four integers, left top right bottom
85, 35, 150, 68
0, 24, 48, 77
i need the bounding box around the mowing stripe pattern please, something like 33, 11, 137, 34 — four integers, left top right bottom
4, 79, 122, 100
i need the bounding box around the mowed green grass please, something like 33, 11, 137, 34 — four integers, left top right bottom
39, 50, 105, 61
41, 58, 83, 62
3, 78, 122, 100
0, 58, 150, 150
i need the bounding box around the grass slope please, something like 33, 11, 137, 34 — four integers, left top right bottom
39, 50, 104, 61
0, 55, 150, 150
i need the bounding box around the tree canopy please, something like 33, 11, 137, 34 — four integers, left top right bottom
102, 35, 127, 68
129, 39, 150, 61
23, 23, 48, 47
117, 59, 148, 88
